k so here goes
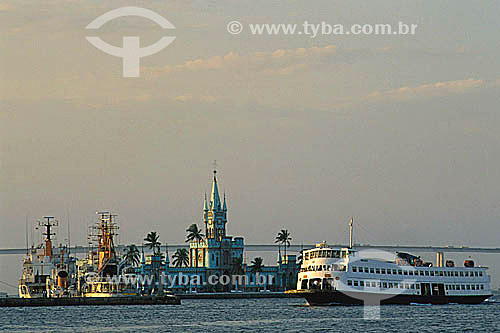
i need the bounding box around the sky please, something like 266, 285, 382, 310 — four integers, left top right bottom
1, 0, 499, 290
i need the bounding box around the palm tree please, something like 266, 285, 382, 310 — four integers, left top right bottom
186, 224, 204, 268
276, 229, 292, 261
274, 233, 282, 264
123, 244, 140, 267
276, 229, 291, 290
172, 248, 189, 267
186, 224, 204, 242
249, 257, 264, 273
144, 231, 161, 256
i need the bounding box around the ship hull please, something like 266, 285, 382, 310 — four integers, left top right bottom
288, 290, 492, 305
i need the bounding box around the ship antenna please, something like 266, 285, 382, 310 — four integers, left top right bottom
349, 217, 354, 249
25, 214, 29, 255
67, 208, 71, 255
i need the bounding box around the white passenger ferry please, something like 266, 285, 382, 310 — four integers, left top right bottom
288, 221, 492, 305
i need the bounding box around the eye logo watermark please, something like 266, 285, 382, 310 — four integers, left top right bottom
85, 6, 176, 77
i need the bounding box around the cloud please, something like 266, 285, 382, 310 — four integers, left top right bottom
367, 78, 485, 101
147, 45, 336, 76
0, 2, 14, 11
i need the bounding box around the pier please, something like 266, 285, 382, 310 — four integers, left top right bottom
0, 295, 181, 307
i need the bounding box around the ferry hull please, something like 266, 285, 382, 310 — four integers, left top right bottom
288, 290, 492, 306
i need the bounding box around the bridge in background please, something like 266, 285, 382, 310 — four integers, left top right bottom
1, 244, 499, 255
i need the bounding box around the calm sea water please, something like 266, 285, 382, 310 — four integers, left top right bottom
1, 295, 499, 332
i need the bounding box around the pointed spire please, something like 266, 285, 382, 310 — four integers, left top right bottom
223, 193, 227, 211
210, 169, 221, 211
203, 193, 208, 211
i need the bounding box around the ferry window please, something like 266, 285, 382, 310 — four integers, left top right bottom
383, 282, 387, 288
403, 271, 408, 275
360, 281, 364, 287
409, 271, 413, 276
420, 271, 424, 276
375, 268, 380, 274
347, 280, 352, 286
439, 271, 443, 277
364, 267, 369, 273
398, 270, 402, 275
481, 285, 484, 290
466, 285, 470, 290
471, 285, 476, 290
370, 268, 375, 274
411, 284, 415, 289
445, 285, 449, 290
301, 279, 308, 289
465, 271, 469, 277
371, 282, 376, 287
454, 272, 458, 277
460, 271, 464, 277
323, 265, 327, 271
352, 266, 357, 272
456, 285, 460, 290
377, 282, 381, 288
388, 283, 393, 288
387, 269, 391, 275
425, 271, 429, 276
393, 269, 397, 274
430, 271, 434, 276
405, 283, 409, 289
381, 269, 386, 274
474, 272, 478, 277
416, 284, 420, 289
305, 253, 309, 260
354, 281, 359, 287
479, 272, 483, 277
394, 283, 399, 288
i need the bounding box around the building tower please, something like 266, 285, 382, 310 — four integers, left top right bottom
204, 169, 227, 240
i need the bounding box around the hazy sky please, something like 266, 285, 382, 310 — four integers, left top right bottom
1, 1, 500, 289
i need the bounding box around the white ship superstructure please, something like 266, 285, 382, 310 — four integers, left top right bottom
77, 212, 137, 297
18, 217, 77, 298
290, 220, 493, 305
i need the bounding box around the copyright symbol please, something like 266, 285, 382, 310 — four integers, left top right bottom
227, 21, 243, 34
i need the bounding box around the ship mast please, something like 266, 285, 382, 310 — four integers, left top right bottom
349, 217, 354, 249
94, 211, 119, 272
38, 216, 58, 258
